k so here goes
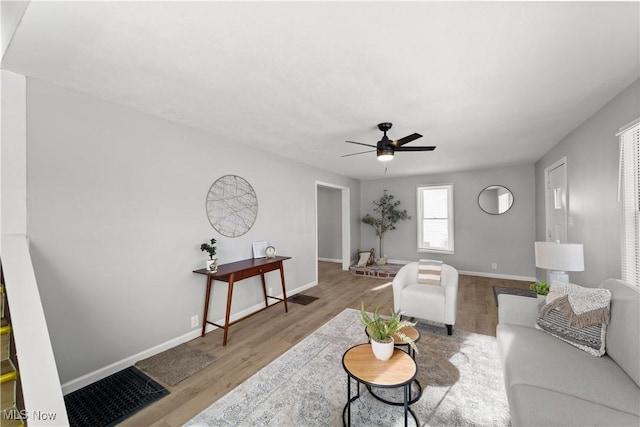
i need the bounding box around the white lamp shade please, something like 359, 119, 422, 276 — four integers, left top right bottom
534, 242, 585, 272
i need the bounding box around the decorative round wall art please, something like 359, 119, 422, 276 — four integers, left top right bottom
206, 175, 258, 237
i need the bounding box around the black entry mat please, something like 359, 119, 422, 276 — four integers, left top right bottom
288, 294, 319, 305
64, 366, 169, 427
493, 286, 536, 305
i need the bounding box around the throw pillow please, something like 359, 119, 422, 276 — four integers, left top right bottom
356, 252, 370, 267
355, 248, 375, 266
417, 259, 442, 286
535, 282, 611, 357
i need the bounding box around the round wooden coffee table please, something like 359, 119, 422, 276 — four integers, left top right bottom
364, 325, 423, 405
342, 344, 418, 427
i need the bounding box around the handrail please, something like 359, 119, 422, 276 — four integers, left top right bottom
1, 234, 69, 426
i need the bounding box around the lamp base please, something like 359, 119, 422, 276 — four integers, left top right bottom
548, 270, 569, 284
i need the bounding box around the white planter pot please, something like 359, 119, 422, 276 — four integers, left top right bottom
370, 338, 394, 361
206, 258, 218, 273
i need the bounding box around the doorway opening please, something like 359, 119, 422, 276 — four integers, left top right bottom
315, 182, 351, 284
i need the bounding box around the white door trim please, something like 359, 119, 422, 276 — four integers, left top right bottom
544, 157, 568, 242
315, 182, 351, 279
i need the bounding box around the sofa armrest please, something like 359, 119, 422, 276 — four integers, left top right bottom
498, 294, 539, 328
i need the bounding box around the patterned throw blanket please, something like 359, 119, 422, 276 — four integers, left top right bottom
541, 282, 611, 328
536, 282, 612, 356
418, 259, 442, 286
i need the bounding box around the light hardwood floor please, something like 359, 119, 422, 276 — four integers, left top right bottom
120, 262, 530, 427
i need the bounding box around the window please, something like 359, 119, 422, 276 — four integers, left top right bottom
417, 184, 454, 254
619, 119, 639, 286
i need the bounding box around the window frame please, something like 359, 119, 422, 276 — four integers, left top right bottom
416, 183, 455, 254
618, 119, 640, 286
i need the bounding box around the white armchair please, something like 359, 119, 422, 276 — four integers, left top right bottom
392, 262, 459, 335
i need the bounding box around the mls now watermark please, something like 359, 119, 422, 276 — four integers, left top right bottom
3, 408, 57, 421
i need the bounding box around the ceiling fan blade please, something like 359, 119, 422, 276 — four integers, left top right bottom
392, 133, 423, 147
346, 140, 377, 148
394, 146, 436, 152
341, 149, 376, 158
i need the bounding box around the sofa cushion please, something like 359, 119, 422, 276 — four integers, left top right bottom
600, 279, 640, 387
400, 283, 445, 321
497, 294, 539, 327
508, 384, 640, 426
497, 323, 640, 417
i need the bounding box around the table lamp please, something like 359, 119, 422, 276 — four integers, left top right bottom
534, 241, 584, 283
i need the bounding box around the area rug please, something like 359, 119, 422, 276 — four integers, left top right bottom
185, 308, 509, 426
65, 366, 168, 427
493, 286, 536, 305
136, 344, 215, 386
287, 294, 319, 305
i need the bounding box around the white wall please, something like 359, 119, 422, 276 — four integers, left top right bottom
1, 70, 27, 236
535, 79, 640, 286
317, 186, 342, 261
360, 164, 536, 279
26, 78, 361, 385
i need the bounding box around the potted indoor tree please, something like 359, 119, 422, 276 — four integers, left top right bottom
361, 190, 411, 265
357, 302, 418, 361
200, 238, 218, 272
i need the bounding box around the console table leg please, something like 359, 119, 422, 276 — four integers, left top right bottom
260, 272, 268, 306
223, 275, 235, 346
279, 262, 288, 313
201, 276, 213, 337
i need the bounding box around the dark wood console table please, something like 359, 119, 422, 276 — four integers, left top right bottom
193, 256, 291, 346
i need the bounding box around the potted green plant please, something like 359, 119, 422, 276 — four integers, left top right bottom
361, 190, 411, 265
530, 280, 549, 300
200, 238, 218, 272
357, 302, 418, 361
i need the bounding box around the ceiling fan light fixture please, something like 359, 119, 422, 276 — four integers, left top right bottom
377, 148, 394, 162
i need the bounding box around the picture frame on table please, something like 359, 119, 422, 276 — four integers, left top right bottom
252, 241, 268, 258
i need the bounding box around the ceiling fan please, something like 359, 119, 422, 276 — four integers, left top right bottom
343, 122, 436, 162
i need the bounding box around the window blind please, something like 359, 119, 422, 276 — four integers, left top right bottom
619, 120, 640, 286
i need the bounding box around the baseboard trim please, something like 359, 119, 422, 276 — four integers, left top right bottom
317, 257, 341, 263
385, 260, 535, 282
61, 280, 318, 395
458, 270, 536, 282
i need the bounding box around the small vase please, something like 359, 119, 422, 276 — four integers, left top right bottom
370, 338, 394, 361
376, 257, 387, 266
206, 258, 218, 273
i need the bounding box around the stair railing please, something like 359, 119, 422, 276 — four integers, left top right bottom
1, 234, 69, 426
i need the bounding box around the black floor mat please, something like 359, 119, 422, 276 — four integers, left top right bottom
64, 366, 169, 427
288, 294, 319, 305
492, 286, 536, 305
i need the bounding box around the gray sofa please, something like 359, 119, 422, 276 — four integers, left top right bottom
496, 279, 640, 426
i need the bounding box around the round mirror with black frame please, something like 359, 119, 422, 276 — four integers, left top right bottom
478, 185, 514, 215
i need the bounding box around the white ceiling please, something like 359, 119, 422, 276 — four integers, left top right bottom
3, 1, 639, 180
